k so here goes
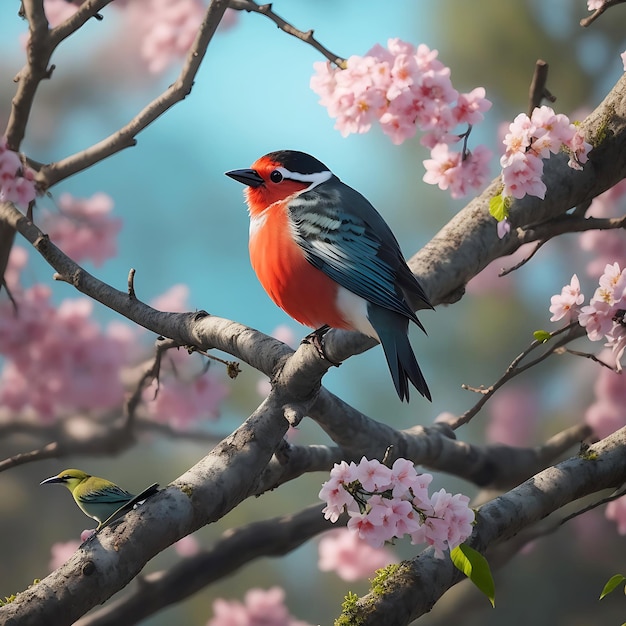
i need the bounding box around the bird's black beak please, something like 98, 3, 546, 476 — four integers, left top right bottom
40, 476, 64, 485
225, 168, 264, 188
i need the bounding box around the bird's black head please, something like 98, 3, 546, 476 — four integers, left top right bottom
263, 150, 331, 175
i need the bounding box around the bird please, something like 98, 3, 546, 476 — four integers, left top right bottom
225, 150, 433, 402
40, 469, 159, 530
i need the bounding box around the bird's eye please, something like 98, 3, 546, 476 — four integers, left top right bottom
270, 170, 283, 183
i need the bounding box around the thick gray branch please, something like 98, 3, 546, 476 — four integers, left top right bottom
344, 426, 626, 625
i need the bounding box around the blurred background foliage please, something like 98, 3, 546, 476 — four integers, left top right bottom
1, 1, 626, 624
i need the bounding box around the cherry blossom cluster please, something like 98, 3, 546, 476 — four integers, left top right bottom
122, 0, 205, 74
311, 38, 492, 198
500, 106, 591, 201
0, 138, 37, 208
0, 282, 130, 419
0, 249, 228, 424
319, 457, 474, 557
142, 347, 228, 429
141, 285, 229, 428
41, 0, 237, 73
550, 264, 626, 370
208, 587, 312, 626
41, 193, 122, 267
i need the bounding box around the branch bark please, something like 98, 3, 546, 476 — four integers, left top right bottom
342, 426, 626, 625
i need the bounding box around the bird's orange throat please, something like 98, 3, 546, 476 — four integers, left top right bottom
249, 203, 349, 330
245, 181, 309, 217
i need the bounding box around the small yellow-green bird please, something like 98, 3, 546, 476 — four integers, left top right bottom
41, 469, 159, 530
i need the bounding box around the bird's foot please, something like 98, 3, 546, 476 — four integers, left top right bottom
302, 325, 341, 367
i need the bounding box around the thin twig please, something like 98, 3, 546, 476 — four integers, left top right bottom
36, 0, 231, 189
453, 322, 584, 428
500, 239, 546, 276
558, 483, 626, 527
127, 268, 137, 299
528, 59, 555, 116
519, 214, 626, 243
124, 337, 182, 428
580, 0, 626, 27
229, 0, 345, 67
501, 214, 626, 276
48, 0, 113, 47
562, 348, 617, 370
191, 346, 242, 378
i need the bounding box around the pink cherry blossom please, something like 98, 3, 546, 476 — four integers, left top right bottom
150, 284, 190, 313
43, 0, 81, 27
408, 472, 434, 512
389, 457, 419, 497
580, 230, 626, 279
310, 39, 491, 197
423, 143, 462, 191
354, 457, 392, 492
49, 540, 80, 571
42, 192, 121, 267
0, 287, 134, 420
3, 245, 29, 293
144, 372, 228, 429
347, 508, 389, 548
122, 0, 205, 74
319, 461, 359, 522
411, 490, 474, 558
579, 180, 626, 277
499, 106, 591, 205
173, 534, 201, 557
500, 151, 546, 199
318, 528, 397, 581
567, 129, 592, 170
496, 217, 511, 239
550, 262, 626, 370
0, 137, 37, 208
208, 587, 312, 626
384, 497, 423, 537
486, 385, 539, 446
585, 361, 626, 438
549, 274, 584, 322
502, 112, 535, 155
586, 398, 625, 440
319, 457, 472, 554
453, 87, 491, 125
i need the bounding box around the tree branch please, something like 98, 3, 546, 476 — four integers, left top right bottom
343, 426, 626, 625
0, 391, 291, 625
228, 0, 346, 67
35, 0, 231, 189
75, 504, 338, 626
527, 58, 555, 115
580, 0, 626, 27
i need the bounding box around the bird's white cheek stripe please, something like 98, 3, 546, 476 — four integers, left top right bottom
276, 167, 332, 191
335, 287, 378, 339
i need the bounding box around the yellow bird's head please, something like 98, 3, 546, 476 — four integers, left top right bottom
40, 468, 91, 494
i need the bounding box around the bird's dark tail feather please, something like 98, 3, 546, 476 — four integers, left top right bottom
369, 308, 431, 402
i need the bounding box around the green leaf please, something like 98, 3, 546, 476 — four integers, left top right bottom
489, 195, 509, 222
599, 574, 626, 600
533, 330, 552, 343
451, 544, 495, 607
